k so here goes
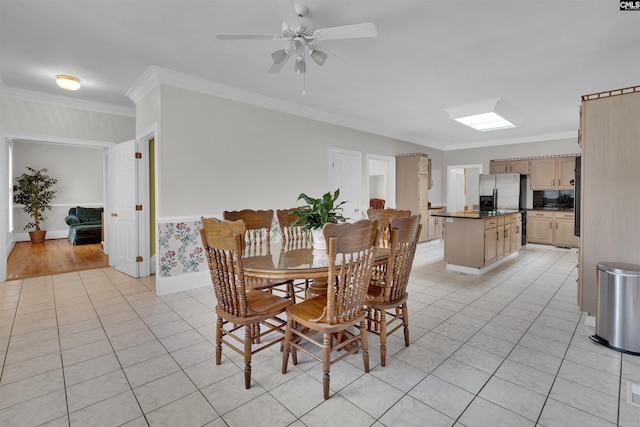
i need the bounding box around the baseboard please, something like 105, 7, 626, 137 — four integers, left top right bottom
155, 270, 210, 296
14, 229, 68, 242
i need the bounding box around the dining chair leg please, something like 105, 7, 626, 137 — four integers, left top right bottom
282, 319, 292, 374
244, 326, 252, 389
216, 317, 223, 365
322, 332, 332, 400
378, 309, 388, 366
402, 303, 410, 346
360, 319, 370, 373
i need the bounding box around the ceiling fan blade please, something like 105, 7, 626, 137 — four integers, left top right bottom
276, 0, 301, 29
315, 23, 378, 41
216, 33, 279, 40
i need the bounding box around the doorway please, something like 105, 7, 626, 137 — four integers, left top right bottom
447, 164, 483, 212
330, 148, 362, 221
1, 135, 114, 282
366, 154, 396, 209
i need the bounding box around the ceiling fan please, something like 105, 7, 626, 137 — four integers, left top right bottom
216, 0, 377, 75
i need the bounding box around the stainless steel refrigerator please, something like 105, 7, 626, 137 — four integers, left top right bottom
479, 173, 526, 211
479, 173, 529, 244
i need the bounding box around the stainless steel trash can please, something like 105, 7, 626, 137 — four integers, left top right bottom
591, 262, 640, 355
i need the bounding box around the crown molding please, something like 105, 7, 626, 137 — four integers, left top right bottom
0, 86, 135, 117
440, 131, 578, 151
126, 66, 433, 147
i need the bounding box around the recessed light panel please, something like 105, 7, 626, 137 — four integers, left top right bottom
444, 98, 519, 132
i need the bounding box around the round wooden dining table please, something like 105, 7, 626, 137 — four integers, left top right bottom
242, 242, 390, 297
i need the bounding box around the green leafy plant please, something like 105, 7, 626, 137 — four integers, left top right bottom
13, 167, 58, 231
290, 189, 348, 231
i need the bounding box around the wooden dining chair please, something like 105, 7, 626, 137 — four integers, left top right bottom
223, 209, 296, 302
276, 208, 311, 300
223, 209, 275, 249
281, 219, 379, 400
200, 217, 292, 389
276, 208, 310, 249
369, 198, 385, 209
367, 208, 411, 247
365, 214, 421, 366
367, 208, 412, 285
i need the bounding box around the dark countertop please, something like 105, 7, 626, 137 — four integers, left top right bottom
529, 207, 574, 211
431, 209, 520, 219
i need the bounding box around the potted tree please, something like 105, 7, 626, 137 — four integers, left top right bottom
290, 189, 348, 252
13, 167, 58, 243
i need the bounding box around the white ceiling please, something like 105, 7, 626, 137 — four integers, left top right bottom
1, 1, 638, 150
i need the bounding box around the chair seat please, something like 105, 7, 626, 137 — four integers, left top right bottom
366, 291, 409, 310
287, 295, 366, 333
246, 277, 291, 290
216, 290, 292, 325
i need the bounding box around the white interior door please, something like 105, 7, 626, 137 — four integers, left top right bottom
330, 148, 362, 221
112, 140, 139, 277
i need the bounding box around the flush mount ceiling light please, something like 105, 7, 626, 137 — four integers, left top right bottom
56, 74, 81, 91
444, 98, 519, 132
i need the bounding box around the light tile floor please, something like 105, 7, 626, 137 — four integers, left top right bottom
1, 242, 640, 426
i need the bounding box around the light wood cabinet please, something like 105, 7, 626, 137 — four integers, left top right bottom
554, 212, 578, 248
530, 156, 576, 190
484, 227, 497, 265
397, 153, 430, 242
557, 156, 576, 189
511, 213, 522, 253
443, 213, 521, 270
483, 215, 522, 266
490, 159, 530, 175
427, 207, 445, 241
527, 210, 554, 244
496, 218, 506, 260
579, 88, 640, 314
527, 210, 578, 247
489, 160, 509, 174
530, 158, 557, 189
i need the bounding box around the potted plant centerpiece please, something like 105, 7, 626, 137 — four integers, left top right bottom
290, 189, 348, 253
13, 167, 58, 244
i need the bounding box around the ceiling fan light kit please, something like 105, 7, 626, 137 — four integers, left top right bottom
216, 0, 377, 92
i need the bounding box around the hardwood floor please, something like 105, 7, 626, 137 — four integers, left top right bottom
6, 238, 109, 280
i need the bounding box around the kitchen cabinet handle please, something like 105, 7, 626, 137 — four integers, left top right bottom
549, 222, 552, 229
496, 231, 499, 241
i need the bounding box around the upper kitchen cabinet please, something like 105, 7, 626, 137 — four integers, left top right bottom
530, 156, 576, 190
489, 159, 530, 175
397, 153, 430, 242
557, 156, 576, 190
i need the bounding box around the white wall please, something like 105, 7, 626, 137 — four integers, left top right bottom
153, 84, 442, 217
1, 97, 135, 142
12, 141, 104, 238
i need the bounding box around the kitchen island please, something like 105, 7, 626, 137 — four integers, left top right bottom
431, 210, 522, 274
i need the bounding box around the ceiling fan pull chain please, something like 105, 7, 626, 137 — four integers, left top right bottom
303, 72, 306, 95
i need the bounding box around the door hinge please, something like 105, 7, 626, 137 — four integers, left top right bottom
135, 205, 143, 211
136, 256, 143, 263
135, 152, 142, 159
